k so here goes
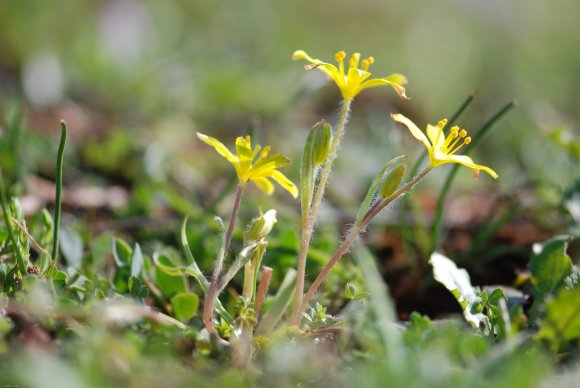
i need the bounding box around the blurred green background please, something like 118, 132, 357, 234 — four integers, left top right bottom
1, 0, 579, 223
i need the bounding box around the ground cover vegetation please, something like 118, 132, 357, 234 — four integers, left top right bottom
0, 1, 579, 387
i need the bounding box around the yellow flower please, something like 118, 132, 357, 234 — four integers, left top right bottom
292, 50, 408, 101
197, 133, 299, 197
391, 114, 499, 179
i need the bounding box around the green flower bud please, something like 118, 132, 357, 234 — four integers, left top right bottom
312, 121, 332, 166
380, 164, 405, 198
245, 209, 277, 241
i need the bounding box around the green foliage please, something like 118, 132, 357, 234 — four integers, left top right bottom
536, 288, 580, 352
1, 1, 579, 382
171, 293, 200, 323
530, 235, 573, 318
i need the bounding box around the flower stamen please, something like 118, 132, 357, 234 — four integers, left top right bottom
448, 136, 471, 156
444, 127, 461, 151
349, 53, 361, 70
361, 56, 374, 71
335, 51, 346, 75
434, 119, 448, 148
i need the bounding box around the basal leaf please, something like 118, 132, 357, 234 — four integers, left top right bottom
530, 235, 573, 315
112, 238, 132, 268
536, 288, 580, 349
171, 292, 199, 322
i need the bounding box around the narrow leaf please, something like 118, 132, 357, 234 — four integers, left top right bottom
356, 155, 406, 224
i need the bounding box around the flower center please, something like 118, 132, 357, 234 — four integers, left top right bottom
442, 126, 472, 155
335, 51, 375, 74
434, 119, 472, 156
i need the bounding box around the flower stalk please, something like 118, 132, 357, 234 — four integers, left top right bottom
291, 97, 352, 324
295, 167, 432, 322
203, 183, 246, 334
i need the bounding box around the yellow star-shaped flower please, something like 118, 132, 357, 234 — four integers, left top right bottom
292, 50, 408, 101
391, 114, 499, 179
197, 133, 299, 197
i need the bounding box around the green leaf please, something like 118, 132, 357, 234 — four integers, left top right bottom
489, 288, 507, 305
68, 272, 94, 294
60, 228, 83, 269
300, 121, 321, 224
180, 217, 233, 325
128, 275, 149, 298
171, 293, 199, 322
154, 253, 186, 297
430, 252, 486, 329
530, 236, 573, 314
112, 238, 132, 268
356, 155, 406, 225
536, 288, 580, 348
130, 243, 144, 277
353, 244, 403, 362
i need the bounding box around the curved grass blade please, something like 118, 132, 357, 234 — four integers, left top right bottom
51, 120, 67, 267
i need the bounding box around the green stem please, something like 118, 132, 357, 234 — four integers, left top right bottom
50, 121, 67, 269
0, 167, 27, 275
296, 168, 432, 323
430, 101, 516, 253
291, 98, 352, 324
203, 183, 245, 334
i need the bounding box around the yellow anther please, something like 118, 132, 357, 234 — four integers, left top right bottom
438, 119, 448, 129
361, 56, 374, 70
260, 146, 271, 159
459, 129, 467, 138
335, 51, 346, 62
349, 53, 361, 69
450, 128, 459, 137
464, 137, 472, 144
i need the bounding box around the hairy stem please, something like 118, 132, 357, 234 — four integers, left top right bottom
203, 183, 245, 334
296, 168, 432, 323
291, 98, 352, 324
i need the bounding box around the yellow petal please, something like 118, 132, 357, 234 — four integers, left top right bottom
250, 154, 291, 178
270, 170, 299, 198
292, 51, 349, 93
236, 136, 255, 175
443, 155, 499, 179
292, 50, 316, 62
391, 114, 432, 151
342, 67, 365, 99
359, 75, 409, 99
196, 132, 238, 164
317, 63, 345, 91
426, 124, 445, 149
253, 177, 275, 195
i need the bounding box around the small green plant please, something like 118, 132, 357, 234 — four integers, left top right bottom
0, 46, 578, 387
